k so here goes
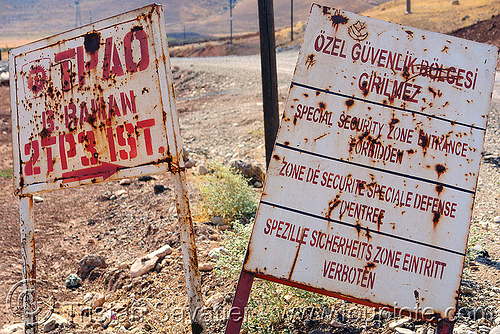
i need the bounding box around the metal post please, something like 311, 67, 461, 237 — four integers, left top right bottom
230, 0, 233, 45
171, 170, 206, 334
406, 0, 411, 13
258, 0, 280, 169
20, 195, 37, 334
225, 270, 255, 333
436, 319, 454, 334
290, 0, 294, 41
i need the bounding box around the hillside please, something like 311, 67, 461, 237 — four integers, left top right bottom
0, 0, 386, 48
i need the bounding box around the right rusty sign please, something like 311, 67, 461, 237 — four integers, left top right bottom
244, 4, 498, 320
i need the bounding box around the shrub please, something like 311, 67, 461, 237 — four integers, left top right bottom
197, 161, 258, 222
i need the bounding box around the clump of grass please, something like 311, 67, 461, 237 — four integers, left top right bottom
197, 161, 258, 222
0, 168, 13, 178
216, 222, 330, 333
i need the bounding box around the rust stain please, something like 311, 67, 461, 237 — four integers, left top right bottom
330, 11, 349, 27
435, 184, 443, 194
325, 194, 341, 219
84, 31, 101, 53
435, 164, 447, 177
305, 54, 316, 69
284, 141, 290, 146
364, 262, 376, 270
319, 101, 326, 109
433, 212, 441, 226
303, 93, 309, 98
272, 154, 280, 161
345, 99, 354, 108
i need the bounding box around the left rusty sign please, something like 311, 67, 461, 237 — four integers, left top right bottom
10, 4, 182, 195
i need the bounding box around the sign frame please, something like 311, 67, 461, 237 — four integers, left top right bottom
10, 5, 206, 333
226, 3, 498, 333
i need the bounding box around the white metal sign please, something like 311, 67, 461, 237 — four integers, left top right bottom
10, 5, 183, 195
244, 4, 498, 320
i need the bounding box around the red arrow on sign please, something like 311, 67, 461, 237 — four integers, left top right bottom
62, 162, 122, 183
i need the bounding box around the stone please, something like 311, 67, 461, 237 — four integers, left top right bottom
129, 245, 171, 278
491, 326, 500, 334
451, 0, 459, 4
153, 184, 168, 194
33, 196, 44, 203
416, 327, 427, 334
210, 216, 224, 225
149, 244, 173, 259
253, 181, 263, 188
138, 175, 155, 182
454, 324, 474, 334
1, 323, 24, 334
492, 287, 500, 293
42, 314, 68, 332
494, 216, 500, 224
198, 165, 208, 175
395, 328, 415, 334
114, 189, 127, 197
185, 160, 196, 168
460, 286, 474, 296
389, 317, 411, 329
93, 293, 106, 308
208, 247, 228, 260
65, 274, 82, 289
78, 255, 106, 280
119, 179, 132, 186
130, 256, 158, 278
199, 262, 214, 271
206, 292, 224, 307
84, 292, 94, 303
494, 317, 500, 326
101, 310, 116, 329
229, 159, 265, 183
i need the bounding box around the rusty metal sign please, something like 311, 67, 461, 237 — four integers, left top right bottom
10, 5, 183, 195
244, 4, 498, 320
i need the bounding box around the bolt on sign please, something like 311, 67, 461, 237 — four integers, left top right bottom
241, 3, 497, 323
11, 5, 182, 194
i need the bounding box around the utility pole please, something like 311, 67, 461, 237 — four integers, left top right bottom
406, 0, 411, 13
75, 0, 82, 28
258, 0, 279, 169
290, 0, 293, 41
230, 0, 233, 45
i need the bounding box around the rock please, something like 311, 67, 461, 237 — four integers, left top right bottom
308, 330, 324, 334
395, 328, 416, 334
493, 287, 500, 293
78, 255, 106, 280
454, 324, 474, 334
491, 326, 500, 334
119, 179, 132, 186
185, 160, 196, 168
84, 292, 94, 303
389, 317, 411, 329
451, 0, 459, 4
199, 262, 214, 271
149, 244, 173, 259
229, 159, 265, 183
253, 181, 263, 188
93, 293, 106, 308
153, 184, 168, 194
198, 165, 208, 175
416, 327, 427, 334
114, 189, 127, 197
494, 216, 500, 224
208, 247, 228, 260
1, 323, 24, 334
210, 216, 224, 225
206, 292, 224, 307
100, 310, 116, 329
494, 317, 500, 326
461, 286, 474, 296
130, 246, 171, 278
43, 319, 56, 332
65, 274, 82, 289
138, 175, 155, 182
33, 196, 44, 203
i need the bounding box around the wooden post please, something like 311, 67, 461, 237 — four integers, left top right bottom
258, 0, 280, 169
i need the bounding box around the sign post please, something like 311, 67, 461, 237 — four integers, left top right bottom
9, 5, 205, 333
226, 3, 498, 333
